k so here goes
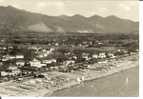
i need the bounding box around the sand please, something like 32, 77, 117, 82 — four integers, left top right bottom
0, 53, 138, 96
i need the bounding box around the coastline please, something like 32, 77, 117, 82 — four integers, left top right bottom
47, 58, 138, 96
0, 54, 138, 96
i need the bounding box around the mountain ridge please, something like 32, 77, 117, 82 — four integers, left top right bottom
0, 6, 139, 34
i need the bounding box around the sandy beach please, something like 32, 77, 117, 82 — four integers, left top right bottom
0, 53, 138, 96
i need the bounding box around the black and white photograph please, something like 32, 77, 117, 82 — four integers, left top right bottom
0, 0, 139, 97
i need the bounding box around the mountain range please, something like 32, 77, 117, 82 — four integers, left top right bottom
0, 6, 139, 34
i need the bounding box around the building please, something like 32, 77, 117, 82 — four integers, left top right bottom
107, 53, 116, 58
16, 55, 24, 59
37, 48, 54, 58
1, 66, 21, 77
42, 59, 56, 64
63, 60, 75, 66
98, 52, 106, 58
16, 60, 25, 66
92, 54, 98, 59
98, 60, 108, 64
20, 66, 39, 75
72, 56, 78, 60
30, 58, 46, 68
82, 53, 90, 60
2, 56, 9, 62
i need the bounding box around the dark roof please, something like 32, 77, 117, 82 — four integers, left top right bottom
19, 66, 39, 71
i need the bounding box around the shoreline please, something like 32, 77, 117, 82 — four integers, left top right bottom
45, 54, 138, 96
47, 60, 138, 96
0, 54, 138, 96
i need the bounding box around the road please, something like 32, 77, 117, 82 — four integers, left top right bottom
52, 67, 139, 96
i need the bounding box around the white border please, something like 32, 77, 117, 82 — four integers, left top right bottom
139, 1, 143, 98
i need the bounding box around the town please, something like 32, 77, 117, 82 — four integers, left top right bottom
0, 0, 139, 96
0, 33, 138, 83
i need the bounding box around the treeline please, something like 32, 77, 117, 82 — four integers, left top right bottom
0, 31, 139, 45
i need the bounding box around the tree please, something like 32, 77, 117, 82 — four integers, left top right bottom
23, 49, 36, 61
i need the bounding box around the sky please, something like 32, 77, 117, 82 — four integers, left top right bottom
0, 0, 139, 21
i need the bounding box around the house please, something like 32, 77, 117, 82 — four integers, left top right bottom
65, 52, 71, 56
19, 66, 39, 75
16, 55, 24, 59
98, 52, 106, 58
2, 55, 16, 60
38, 53, 43, 58
9, 56, 16, 59
55, 43, 59, 46
37, 48, 54, 58
16, 60, 25, 66
1, 71, 9, 76
63, 60, 75, 66
98, 42, 103, 45
107, 53, 116, 58
30, 58, 46, 68
123, 50, 128, 54
38, 53, 47, 58
10, 69, 21, 76
49, 48, 55, 52
28, 46, 38, 50
72, 56, 78, 60
2, 56, 9, 61
2, 47, 6, 50
98, 60, 108, 64
42, 59, 56, 64
8, 46, 13, 49
8, 66, 18, 70
1, 66, 21, 77
118, 49, 121, 52
82, 53, 90, 60
92, 54, 98, 59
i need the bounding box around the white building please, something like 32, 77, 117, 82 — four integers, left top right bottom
1, 71, 9, 76
1, 70, 21, 76
98, 52, 106, 58
2, 58, 8, 62
92, 54, 98, 58
73, 56, 78, 60
63, 60, 75, 66
38, 48, 55, 58
16, 60, 25, 66
2, 55, 15, 61
1, 67, 21, 76
55, 43, 59, 46
8, 66, 18, 70
30, 58, 46, 68
16, 55, 24, 59
42, 59, 56, 64
98, 60, 108, 64
82, 53, 90, 60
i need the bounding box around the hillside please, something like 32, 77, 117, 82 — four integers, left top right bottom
0, 6, 139, 34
